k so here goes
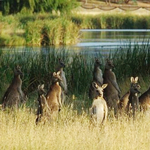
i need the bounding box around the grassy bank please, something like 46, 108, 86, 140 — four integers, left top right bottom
0, 13, 150, 46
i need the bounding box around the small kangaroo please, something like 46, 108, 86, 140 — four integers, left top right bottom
56, 58, 68, 104
119, 77, 140, 117
89, 58, 103, 100
2, 65, 26, 109
103, 59, 121, 117
139, 86, 150, 112
35, 84, 47, 124
89, 82, 108, 125
46, 71, 62, 120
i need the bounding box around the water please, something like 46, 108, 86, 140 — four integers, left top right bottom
1, 29, 150, 56
72, 29, 150, 55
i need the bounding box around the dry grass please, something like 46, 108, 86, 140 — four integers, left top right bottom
0, 105, 150, 150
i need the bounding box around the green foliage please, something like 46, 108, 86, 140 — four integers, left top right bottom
2, 0, 79, 15
1, 43, 150, 98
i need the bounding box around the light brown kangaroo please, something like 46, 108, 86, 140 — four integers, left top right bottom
46, 71, 62, 120
2, 65, 26, 109
56, 58, 67, 104
119, 77, 140, 118
89, 58, 103, 100
139, 86, 150, 112
103, 59, 121, 117
89, 82, 108, 125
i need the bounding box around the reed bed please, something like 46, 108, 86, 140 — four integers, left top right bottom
0, 42, 150, 99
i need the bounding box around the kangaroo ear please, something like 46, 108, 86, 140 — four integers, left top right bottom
38, 85, 40, 90
134, 77, 138, 83
57, 71, 61, 75
92, 82, 98, 89
102, 84, 108, 89
41, 84, 44, 89
130, 77, 134, 83
53, 72, 56, 76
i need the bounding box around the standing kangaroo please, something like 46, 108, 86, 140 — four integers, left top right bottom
46, 71, 62, 120
139, 86, 150, 112
57, 58, 67, 104
103, 59, 121, 117
89, 82, 108, 125
127, 77, 140, 119
89, 58, 103, 100
2, 65, 26, 109
119, 77, 140, 117
36, 84, 47, 124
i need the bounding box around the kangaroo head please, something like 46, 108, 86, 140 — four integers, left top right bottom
130, 77, 140, 94
58, 58, 65, 69
14, 65, 23, 77
105, 59, 114, 70
94, 58, 102, 67
38, 84, 46, 96
52, 71, 62, 83
92, 82, 108, 98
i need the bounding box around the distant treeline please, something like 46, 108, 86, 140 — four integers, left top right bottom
1, 0, 78, 15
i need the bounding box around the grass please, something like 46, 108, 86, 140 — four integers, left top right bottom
1, 106, 150, 150
1, 43, 150, 149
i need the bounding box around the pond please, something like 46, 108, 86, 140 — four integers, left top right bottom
1, 29, 150, 56
72, 29, 150, 56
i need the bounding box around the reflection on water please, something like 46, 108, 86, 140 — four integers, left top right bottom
1, 29, 150, 56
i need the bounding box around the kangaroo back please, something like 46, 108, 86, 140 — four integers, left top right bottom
56, 59, 67, 104
93, 58, 103, 86
89, 58, 103, 100
139, 87, 150, 112
103, 59, 121, 117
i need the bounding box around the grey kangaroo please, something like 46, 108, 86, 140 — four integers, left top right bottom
139, 86, 150, 112
89, 58, 103, 100
119, 77, 140, 118
103, 59, 121, 117
127, 77, 140, 119
89, 82, 108, 125
2, 65, 26, 109
56, 58, 67, 104
36, 84, 47, 124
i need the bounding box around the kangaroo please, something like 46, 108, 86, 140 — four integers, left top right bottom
139, 86, 150, 112
119, 77, 140, 117
2, 65, 26, 109
46, 71, 62, 120
103, 59, 121, 117
35, 84, 47, 124
127, 77, 140, 119
89, 58, 103, 100
56, 58, 67, 104
89, 82, 108, 125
